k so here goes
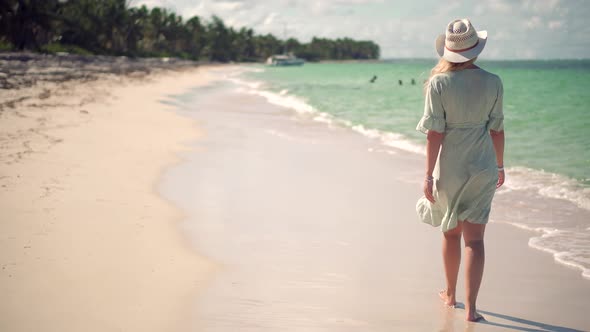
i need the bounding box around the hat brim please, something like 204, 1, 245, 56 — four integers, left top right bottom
435, 30, 487, 63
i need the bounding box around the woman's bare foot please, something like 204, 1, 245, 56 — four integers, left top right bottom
438, 289, 456, 308
466, 311, 485, 322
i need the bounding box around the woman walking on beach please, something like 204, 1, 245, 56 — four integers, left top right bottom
415, 18, 505, 322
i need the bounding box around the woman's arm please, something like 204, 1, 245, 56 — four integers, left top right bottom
490, 129, 505, 188
424, 130, 444, 203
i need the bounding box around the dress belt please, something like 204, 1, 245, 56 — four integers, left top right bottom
446, 122, 487, 129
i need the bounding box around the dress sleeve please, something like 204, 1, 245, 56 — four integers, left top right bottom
416, 78, 446, 134
487, 77, 504, 132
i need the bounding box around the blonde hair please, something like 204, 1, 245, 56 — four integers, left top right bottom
424, 57, 477, 93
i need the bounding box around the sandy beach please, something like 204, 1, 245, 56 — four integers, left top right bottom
162, 72, 590, 331
0, 56, 215, 331
2, 58, 589, 331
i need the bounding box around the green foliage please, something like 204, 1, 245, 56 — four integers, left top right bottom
40, 42, 93, 56
0, 0, 61, 50
0, 39, 14, 51
0, 1, 380, 62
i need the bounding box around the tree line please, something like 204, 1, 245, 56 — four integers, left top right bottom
0, 0, 380, 62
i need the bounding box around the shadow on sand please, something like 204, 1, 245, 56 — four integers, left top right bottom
471, 310, 586, 332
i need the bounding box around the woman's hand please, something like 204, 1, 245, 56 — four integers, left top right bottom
496, 169, 505, 188
423, 176, 435, 203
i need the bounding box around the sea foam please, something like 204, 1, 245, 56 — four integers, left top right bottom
229, 71, 426, 156
230, 66, 590, 280
503, 166, 590, 211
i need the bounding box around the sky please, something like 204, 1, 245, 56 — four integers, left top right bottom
131, 0, 590, 59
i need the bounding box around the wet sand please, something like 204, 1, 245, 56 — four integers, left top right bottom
162, 77, 590, 331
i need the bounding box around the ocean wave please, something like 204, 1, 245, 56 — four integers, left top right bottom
350, 124, 426, 155
528, 228, 590, 279
231, 73, 590, 213
231, 77, 426, 156
227, 76, 264, 90
504, 166, 590, 211
491, 221, 590, 279
232, 72, 590, 210
230, 70, 590, 281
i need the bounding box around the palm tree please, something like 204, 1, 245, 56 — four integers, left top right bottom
1, 1, 381, 61
185, 16, 204, 59
1, 0, 59, 50
205, 15, 231, 61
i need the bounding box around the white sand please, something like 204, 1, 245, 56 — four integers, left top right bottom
0, 67, 216, 331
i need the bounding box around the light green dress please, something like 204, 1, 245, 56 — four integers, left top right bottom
415, 68, 504, 232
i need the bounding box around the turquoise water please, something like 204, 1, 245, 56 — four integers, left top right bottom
236, 60, 590, 278
244, 60, 590, 187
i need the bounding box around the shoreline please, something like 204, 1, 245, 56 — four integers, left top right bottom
0, 64, 217, 331
232, 65, 590, 281
162, 76, 590, 330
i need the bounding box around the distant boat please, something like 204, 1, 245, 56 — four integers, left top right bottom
266, 53, 304, 66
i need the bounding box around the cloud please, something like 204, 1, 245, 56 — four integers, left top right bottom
215, 1, 243, 11
262, 12, 278, 26
548, 20, 563, 30
281, 0, 382, 16
521, 0, 560, 14
130, 0, 590, 59
488, 0, 512, 13
525, 16, 542, 30
183, 3, 205, 18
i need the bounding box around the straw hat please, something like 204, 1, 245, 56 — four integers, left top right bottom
435, 18, 487, 63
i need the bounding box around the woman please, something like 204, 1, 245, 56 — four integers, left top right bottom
415, 18, 505, 322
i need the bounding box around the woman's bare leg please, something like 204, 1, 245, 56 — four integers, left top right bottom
462, 221, 486, 321
441, 222, 462, 306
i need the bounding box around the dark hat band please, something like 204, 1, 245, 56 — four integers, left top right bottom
445, 39, 479, 53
